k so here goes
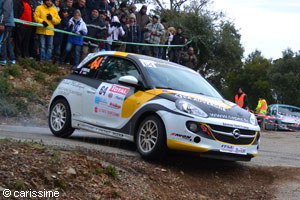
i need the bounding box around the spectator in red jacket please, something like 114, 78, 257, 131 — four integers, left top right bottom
14, 0, 33, 58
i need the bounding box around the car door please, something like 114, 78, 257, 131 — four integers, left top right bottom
86, 56, 142, 129
75, 55, 107, 124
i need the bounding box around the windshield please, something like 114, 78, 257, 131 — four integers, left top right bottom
278, 106, 300, 118
140, 59, 222, 99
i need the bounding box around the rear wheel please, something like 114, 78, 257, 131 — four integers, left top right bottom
136, 115, 166, 159
49, 99, 74, 138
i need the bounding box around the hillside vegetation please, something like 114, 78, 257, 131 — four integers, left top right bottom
0, 59, 71, 125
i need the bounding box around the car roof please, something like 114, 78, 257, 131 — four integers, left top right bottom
269, 104, 300, 109
84, 51, 190, 70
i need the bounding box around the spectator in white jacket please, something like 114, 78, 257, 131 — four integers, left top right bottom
107, 15, 125, 50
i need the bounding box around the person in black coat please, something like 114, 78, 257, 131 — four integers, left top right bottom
81, 9, 107, 60
126, 13, 140, 54
53, 7, 70, 63
169, 26, 185, 64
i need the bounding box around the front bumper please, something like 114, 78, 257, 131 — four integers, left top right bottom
159, 111, 260, 161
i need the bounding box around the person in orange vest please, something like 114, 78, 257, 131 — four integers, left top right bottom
256, 96, 268, 114
235, 88, 248, 109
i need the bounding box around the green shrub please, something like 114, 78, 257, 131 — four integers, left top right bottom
0, 98, 18, 117
4, 65, 22, 78
34, 72, 46, 83
106, 165, 119, 178
0, 74, 11, 97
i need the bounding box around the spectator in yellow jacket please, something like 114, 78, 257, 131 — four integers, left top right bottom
34, 0, 60, 62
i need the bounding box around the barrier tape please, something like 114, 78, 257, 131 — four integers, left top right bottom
14, 18, 192, 47
264, 117, 300, 132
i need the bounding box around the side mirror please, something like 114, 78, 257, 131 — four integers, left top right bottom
118, 75, 138, 86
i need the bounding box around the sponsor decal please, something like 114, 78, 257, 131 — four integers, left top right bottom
114, 95, 123, 101
109, 85, 129, 95
95, 96, 100, 104
222, 123, 249, 130
79, 67, 90, 75
171, 133, 192, 142
94, 83, 130, 118
174, 93, 232, 111
220, 144, 247, 155
210, 113, 248, 123
94, 106, 98, 113
109, 102, 121, 109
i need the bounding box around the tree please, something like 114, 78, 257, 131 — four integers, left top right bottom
226, 50, 273, 108
269, 49, 300, 106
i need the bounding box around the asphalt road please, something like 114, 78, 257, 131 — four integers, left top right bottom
0, 125, 299, 167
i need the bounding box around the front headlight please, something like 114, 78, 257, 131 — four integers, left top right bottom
175, 100, 208, 118
250, 113, 258, 126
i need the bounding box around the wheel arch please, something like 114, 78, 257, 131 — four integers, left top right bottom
49, 95, 71, 112
133, 111, 167, 143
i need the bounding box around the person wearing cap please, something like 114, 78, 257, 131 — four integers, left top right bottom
82, 9, 106, 59
169, 26, 185, 64
34, 0, 61, 62
126, 13, 140, 53
144, 15, 165, 58
235, 88, 248, 109
60, 9, 87, 68
136, 5, 149, 53
62, 0, 75, 17
129, 4, 136, 15
256, 96, 268, 114
118, 14, 128, 51
53, 7, 70, 63
87, 0, 111, 18
158, 18, 169, 59
99, 10, 106, 20
115, 1, 129, 19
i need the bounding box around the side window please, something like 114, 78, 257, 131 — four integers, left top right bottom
74, 56, 106, 78
97, 57, 140, 84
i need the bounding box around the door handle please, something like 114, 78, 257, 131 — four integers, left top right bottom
87, 89, 96, 94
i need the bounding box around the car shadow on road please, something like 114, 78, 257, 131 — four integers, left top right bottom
68, 135, 137, 151
65, 135, 244, 171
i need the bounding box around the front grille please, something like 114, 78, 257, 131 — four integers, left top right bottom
208, 124, 257, 145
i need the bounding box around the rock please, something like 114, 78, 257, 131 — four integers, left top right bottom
66, 167, 76, 175
0, 186, 5, 192
180, 171, 184, 175
161, 169, 167, 172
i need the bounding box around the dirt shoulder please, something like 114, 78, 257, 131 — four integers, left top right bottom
2, 139, 298, 200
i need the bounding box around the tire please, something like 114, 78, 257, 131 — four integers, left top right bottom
49, 98, 74, 138
136, 115, 166, 159
274, 121, 278, 131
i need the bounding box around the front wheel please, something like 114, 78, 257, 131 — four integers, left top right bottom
49, 99, 74, 138
136, 115, 166, 159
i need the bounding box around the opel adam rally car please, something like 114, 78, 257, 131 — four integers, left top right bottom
48, 51, 260, 161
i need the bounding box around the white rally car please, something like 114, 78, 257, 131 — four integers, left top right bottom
48, 51, 260, 161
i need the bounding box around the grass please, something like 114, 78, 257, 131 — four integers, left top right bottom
106, 165, 119, 179
4, 64, 22, 78
0, 58, 67, 117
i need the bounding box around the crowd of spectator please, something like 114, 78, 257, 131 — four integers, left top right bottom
1, 0, 197, 69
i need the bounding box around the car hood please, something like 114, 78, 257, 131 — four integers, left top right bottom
156, 90, 251, 124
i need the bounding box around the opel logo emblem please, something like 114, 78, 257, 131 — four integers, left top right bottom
232, 129, 240, 139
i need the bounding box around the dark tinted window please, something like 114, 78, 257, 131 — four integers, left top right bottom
97, 57, 140, 84
74, 56, 107, 78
